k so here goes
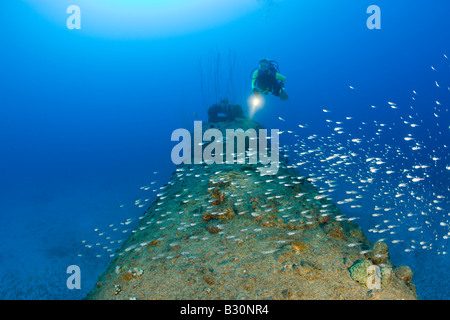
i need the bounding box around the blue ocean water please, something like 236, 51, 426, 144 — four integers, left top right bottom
0, 0, 448, 299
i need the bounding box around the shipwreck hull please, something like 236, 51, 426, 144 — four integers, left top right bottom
87, 118, 417, 300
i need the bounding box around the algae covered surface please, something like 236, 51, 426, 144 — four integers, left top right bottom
87, 118, 417, 300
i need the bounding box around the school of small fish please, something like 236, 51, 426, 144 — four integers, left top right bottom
78, 55, 449, 263
279, 56, 449, 256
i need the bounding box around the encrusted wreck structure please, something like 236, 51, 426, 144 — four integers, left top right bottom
87, 105, 417, 300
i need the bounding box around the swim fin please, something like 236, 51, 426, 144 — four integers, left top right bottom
279, 90, 289, 101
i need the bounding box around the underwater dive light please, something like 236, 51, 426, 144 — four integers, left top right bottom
248, 93, 265, 118
252, 94, 263, 108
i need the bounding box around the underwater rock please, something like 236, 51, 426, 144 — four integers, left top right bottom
381, 267, 394, 286
371, 241, 390, 265
349, 259, 372, 285
349, 228, 367, 244
394, 265, 413, 284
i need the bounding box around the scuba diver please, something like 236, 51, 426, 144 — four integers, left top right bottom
251, 59, 289, 101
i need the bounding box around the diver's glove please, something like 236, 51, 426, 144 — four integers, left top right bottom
253, 88, 261, 94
